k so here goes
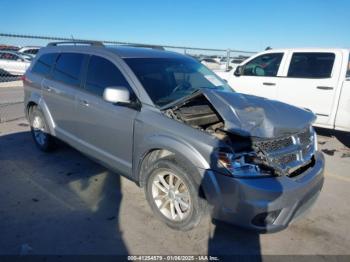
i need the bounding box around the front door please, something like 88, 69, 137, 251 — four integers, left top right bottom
75, 55, 138, 176
229, 52, 285, 100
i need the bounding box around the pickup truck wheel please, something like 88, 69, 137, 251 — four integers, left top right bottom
29, 106, 55, 152
144, 158, 205, 231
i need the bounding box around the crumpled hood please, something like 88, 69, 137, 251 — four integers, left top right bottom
201, 89, 316, 138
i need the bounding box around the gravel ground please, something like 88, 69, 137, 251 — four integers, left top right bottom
0, 119, 349, 257
0, 81, 24, 123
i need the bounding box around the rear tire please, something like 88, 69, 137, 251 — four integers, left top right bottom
29, 106, 55, 152
144, 158, 206, 231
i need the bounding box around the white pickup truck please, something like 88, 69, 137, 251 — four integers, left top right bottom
216, 48, 350, 132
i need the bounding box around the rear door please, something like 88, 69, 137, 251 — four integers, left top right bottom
230, 52, 286, 100
74, 55, 138, 176
42, 52, 87, 137
277, 51, 342, 125
334, 53, 350, 131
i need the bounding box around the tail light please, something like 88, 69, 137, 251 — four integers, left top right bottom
21, 75, 27, 82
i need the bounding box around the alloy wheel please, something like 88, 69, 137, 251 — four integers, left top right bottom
151, 170, 191, 221
32, 114, 47, 146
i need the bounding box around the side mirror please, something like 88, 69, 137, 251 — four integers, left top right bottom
226, 66, 233, 72
234, 66, 243, 76
103, 86, 130, 104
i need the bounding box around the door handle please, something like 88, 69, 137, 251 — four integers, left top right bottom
263, 82, 276, 86
79, 99, 90, 107
43, 85, 52, 92
317, 86, 334, 90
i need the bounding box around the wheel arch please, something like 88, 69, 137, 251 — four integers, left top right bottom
26, 96, 56, 136
134, 135, 210, 190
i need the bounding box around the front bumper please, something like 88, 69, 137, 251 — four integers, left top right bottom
201, 151, 325, 232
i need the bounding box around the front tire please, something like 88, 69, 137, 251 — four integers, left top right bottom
29, 106, 55, 152
144, 158, 205, 231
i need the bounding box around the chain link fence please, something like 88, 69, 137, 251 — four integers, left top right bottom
0, 102, 24, 123
0, 33, 256, 122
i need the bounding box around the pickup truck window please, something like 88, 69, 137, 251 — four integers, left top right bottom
242, 53, 283, 77
288, 52, 335, 78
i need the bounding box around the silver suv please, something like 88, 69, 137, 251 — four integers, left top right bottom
24, 41, 324, 231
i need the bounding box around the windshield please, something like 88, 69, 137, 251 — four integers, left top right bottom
125, 57, 232, 107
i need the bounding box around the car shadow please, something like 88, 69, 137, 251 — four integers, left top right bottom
207, 221, 262, 258
315, 127, 350, 149
0, 131, 128, 255
1, 128, 285, 258
201, 136, 284, 259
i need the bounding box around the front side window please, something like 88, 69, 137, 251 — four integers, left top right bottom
32, 53, 58, 76
125, 57, 232, 107
243, 53, 283, 77
288, 52, 335, 78
52, 53, 85, 86
85, 56, 131, 97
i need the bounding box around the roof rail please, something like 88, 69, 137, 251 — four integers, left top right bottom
124, 44, 165, 51
47, 41, 104, 47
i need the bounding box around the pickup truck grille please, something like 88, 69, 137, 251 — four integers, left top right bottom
254, 127, 315, 176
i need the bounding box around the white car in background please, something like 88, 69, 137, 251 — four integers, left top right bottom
200, 58, 222, 70
219, 56, 249, 71
217, 48, 350, 132
18, 46, 41, 56
0, 51, 32, 75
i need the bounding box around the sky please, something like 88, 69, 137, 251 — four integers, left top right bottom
1, 0, 349, 52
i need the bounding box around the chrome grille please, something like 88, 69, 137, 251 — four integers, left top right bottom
274, 154, 297, 165
254, 127, 315, 175
298, 128, 312, 145
255, 136, 293, 152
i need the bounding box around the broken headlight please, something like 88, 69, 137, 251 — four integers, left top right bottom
217, 150, 273, 178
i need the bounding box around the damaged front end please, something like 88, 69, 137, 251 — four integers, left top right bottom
163, 89, 317, 178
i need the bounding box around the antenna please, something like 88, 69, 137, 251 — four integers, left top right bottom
71, 35, 76, 46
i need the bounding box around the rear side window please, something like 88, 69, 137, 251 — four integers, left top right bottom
52, 53, 85, 86
31, 53, 57, 76
85, 56, 131, 97
243, 53, 283, 77
288, 52, 335, 78
0, 53, 18, 61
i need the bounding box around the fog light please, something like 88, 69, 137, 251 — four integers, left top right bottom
252, 210, 281, 227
